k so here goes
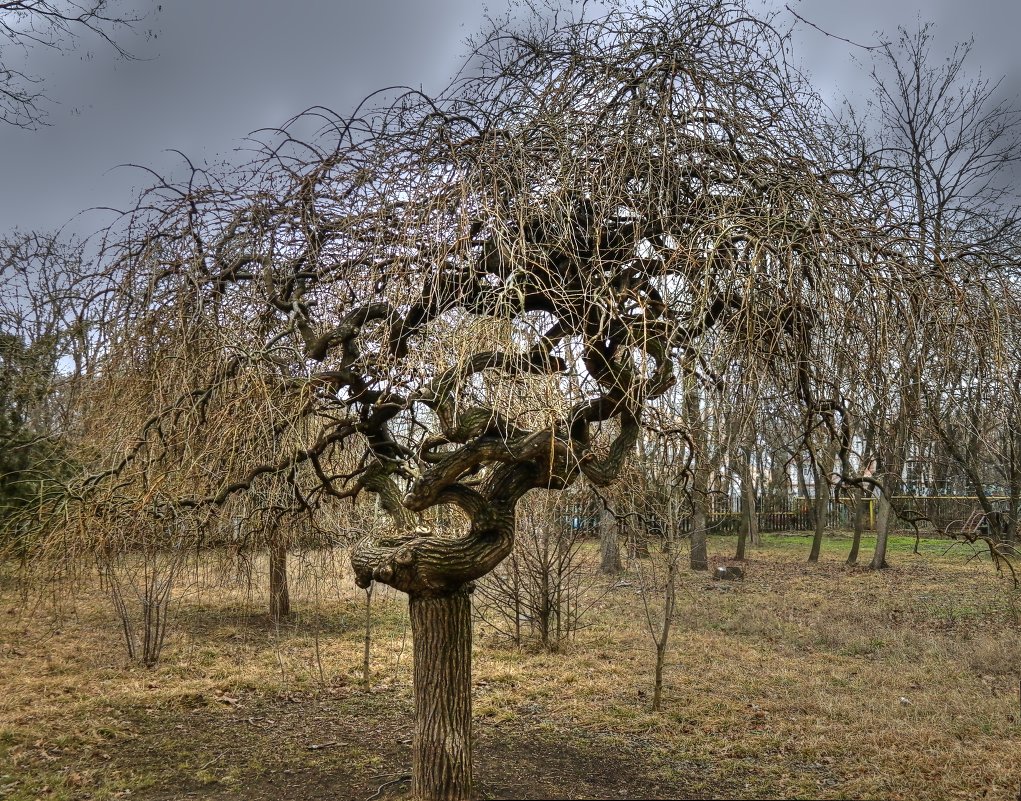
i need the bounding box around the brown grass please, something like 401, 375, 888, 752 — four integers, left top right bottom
1, 535, 1019, 800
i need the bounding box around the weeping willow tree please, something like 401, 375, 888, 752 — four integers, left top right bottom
48, 2, 961, 798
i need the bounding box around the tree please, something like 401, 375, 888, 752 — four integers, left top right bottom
863, 24, 1021, 569
0, 329, 57, 539
56, 2, 949, 798
920, 264, 1021, 556
474, 488, 594, 649
731, 375, 762, 561
684, 374, 713, 570
0, 232, 102, 552
628, 413, 693, 711
1, 0, 150, 128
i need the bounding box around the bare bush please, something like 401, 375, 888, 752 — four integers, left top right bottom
475, 490, 598, 649
97, 515, 188, 667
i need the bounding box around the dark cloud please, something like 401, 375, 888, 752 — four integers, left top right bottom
0, 0, 489, 236
2, 0, 1019, 238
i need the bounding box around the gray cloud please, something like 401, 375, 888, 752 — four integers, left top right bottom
2, 0, 1019, 238
783, 0, 1021, 105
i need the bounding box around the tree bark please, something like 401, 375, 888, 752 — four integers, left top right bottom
410, 588, 473, 801
269, 533, 290, 620
599, 505, 623, 574
847, 487, 867, 565
808, 441, 838, 563
870, 492, 892, 569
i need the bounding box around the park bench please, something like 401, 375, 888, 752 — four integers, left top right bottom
956, 509, 987, 536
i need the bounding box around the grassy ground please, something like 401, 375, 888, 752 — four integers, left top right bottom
0, 533, 1019, 800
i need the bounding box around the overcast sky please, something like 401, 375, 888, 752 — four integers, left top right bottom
2, 0, 1020, 239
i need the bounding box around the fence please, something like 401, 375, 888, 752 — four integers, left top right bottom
703, 495, 1013, 534
703, 495, 850, 533
561, 494, 1012, 538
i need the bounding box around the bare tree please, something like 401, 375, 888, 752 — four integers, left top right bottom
733, 439, 758, 559
0, 231, 109, 554
684, 375, 712, 570
920, 264, 1021, 560
628, 418, 691, 712
47, 2, 960, 798
864, 24, 1021, 569
474, 489, 594, 649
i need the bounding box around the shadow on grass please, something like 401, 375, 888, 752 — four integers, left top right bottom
171, 602, 365, 640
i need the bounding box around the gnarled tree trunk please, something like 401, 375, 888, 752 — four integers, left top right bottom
351, 412, 639, 799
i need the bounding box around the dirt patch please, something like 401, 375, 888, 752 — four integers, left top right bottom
97, 688, 702, 800
475, 728, 699, 800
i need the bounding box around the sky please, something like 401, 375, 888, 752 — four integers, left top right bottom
2, 0, 1020, 240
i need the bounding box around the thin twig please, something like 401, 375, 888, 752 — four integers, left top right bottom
365, 774, 411, 801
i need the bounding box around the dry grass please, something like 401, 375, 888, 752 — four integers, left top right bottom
1, 534, 1019, 800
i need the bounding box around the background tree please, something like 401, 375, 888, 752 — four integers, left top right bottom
864, 24, 1021, 568
0, 329, 59, 547
731, 375, 762, 561
0, 232, 103, 553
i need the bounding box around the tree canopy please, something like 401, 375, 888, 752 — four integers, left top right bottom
60, 0, 939, 586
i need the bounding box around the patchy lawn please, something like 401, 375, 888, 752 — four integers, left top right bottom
1, 534, 1019, 800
